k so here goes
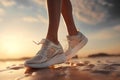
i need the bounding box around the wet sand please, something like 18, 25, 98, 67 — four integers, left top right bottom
0, 57, 120, 80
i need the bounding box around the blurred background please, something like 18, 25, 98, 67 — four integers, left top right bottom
0, 0, 120, 59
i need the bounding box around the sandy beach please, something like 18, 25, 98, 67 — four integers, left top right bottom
0, 56, 120, 80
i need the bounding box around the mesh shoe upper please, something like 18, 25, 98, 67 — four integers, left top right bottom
67, 32, 83, 50
65, 31, 88, 57
25, 39, 64, 64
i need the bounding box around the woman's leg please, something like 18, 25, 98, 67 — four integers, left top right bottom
46, 0, 62, 45
62, 0, 88, 60
62, 0, 78, 36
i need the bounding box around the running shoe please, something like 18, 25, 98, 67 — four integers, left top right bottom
24, 39, 66, 68
65, 31, 88, 60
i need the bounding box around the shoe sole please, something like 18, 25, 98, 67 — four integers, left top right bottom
66, 35, 88, 60
24, 53, 66, 68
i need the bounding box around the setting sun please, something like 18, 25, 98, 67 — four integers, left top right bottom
3, 40, 21, 55
0, 33, 25, 58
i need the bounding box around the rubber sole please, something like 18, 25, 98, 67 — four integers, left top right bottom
24, 53, 66, 68
66, 35, 88, 60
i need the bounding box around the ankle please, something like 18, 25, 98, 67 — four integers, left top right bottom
68, 31, 78, 36
46, 37, 59, 45
51, 40, 59, 45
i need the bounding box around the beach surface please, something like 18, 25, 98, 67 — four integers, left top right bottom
0, 56, 120, 80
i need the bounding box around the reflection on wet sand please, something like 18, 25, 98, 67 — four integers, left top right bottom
25, 67, 93, 80
24, 60, 120, 80
0, 57, 120, 80
24, 66, 120, 80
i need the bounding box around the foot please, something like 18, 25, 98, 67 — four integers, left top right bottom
65, 31, 88, 60
24, 39, 66, 68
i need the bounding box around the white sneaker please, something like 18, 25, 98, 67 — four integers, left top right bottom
24, 39, 66, 68
65, 31, 88, 60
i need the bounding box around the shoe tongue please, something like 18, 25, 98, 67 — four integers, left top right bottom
67, 32, 82, 40
33, 39, 46, 45
40, 39, 46, 44
41, 39, 61, 49
39, 39, 51, 45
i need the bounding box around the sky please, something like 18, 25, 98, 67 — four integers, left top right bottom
0, 0, 120, 59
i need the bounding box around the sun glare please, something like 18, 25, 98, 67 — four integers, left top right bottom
1, 35, 23, 57
4, 41, 20, 54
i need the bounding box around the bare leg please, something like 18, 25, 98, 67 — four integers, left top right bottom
46, 0, 62, 45
62, 0, 78, 36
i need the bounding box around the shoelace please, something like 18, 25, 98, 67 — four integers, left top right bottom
33, 39, 50, 57
33, 39, 46, 45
